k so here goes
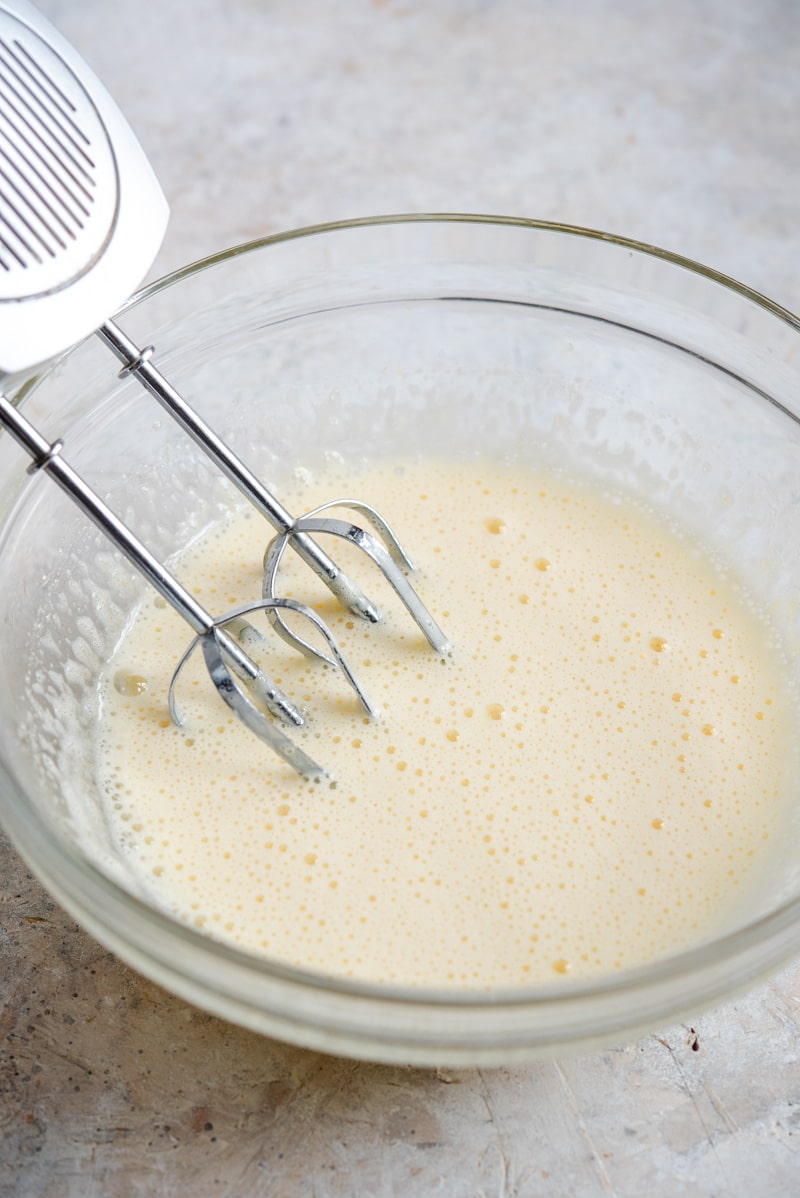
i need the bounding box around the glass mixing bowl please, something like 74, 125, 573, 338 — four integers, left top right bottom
1, 215, 800, 1066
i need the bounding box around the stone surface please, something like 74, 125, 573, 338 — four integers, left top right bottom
3, 0, 800, 1193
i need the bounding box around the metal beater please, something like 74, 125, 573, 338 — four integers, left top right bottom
0, 0, 449, 778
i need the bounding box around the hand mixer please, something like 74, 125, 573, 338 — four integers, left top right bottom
0, 0, 450, 778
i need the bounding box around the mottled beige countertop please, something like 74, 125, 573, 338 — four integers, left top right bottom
3, 1, 800, 1194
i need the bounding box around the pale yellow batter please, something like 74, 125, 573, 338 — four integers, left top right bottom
96, 458, 794, 988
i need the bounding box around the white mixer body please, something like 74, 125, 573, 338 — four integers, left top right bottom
0, 0, 168, 377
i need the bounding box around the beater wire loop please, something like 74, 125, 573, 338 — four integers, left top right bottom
263, 500, 452, 662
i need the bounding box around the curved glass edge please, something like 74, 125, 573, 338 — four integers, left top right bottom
2, 743, 799, 1033
124, 213, 800, 331
10, 213, 800, 407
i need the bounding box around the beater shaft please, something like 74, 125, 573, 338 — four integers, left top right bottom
97, 320, 381, 627
0, 392, 335, 779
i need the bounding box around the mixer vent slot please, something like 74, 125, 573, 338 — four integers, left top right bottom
0, 35, 96, 273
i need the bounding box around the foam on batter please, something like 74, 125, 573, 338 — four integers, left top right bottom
96, 458, 794, 988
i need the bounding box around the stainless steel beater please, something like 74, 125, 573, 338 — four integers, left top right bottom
0, 0, 449, 777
